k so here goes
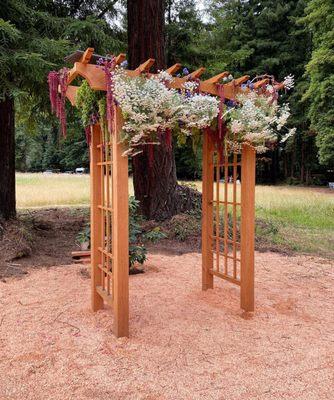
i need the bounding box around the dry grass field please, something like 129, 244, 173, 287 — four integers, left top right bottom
15, 173, 334, 257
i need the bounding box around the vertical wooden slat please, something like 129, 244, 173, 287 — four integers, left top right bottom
215, 152, 220, 272
232, 151, 237, 279
202, 130, 214, 290
112, 106, 129, 337
240, 144, 256, 311
105, 135, 111, 296
223, 155, 228, 274
90, 124, 104, 311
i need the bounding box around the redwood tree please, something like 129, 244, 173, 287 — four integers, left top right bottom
127, 0, 195, 220
0, 95, 16, 219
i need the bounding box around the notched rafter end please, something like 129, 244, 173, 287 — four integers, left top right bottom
135, 58, 155, 73
204, 71, 229, 84
80, 48, 94, 64
166, 63, 182, 75
234, 75, 250, 86
190, 67, 206, 79
115, 53, 126, 65
253, 78, 269, 89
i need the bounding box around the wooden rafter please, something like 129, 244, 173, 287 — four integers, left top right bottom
80, 48, 94, 64
166, 63, 182, 75
134, 58, 155, 74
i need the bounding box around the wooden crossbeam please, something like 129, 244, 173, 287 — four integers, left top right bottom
66, 85, 78, 106
135, 58, 155, 74
166, 63, 182, 75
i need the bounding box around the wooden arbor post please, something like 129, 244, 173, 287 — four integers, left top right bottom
240, 144, 256, 311
201, 130, 214, 291
112, 107, 129, 337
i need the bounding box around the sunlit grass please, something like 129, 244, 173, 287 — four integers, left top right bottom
16, 173, 135, 208
191, 181, 334, 230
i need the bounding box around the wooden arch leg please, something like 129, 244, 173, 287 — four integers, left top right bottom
202, 130, 214, 290
112, 107, 129, 338
240, 144, 255, 311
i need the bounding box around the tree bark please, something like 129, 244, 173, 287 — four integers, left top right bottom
0, 95, 16, 220
127, 0, 194, 220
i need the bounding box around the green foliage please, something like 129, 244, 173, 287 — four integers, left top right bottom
2, 0, 124, 177
76, 196, 149, 268
142, 227, 167, 243
76, 80, 100, 126
300, 0, 334, 166
76, 223, 90, 244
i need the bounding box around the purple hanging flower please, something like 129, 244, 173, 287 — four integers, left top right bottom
47, 71, 59, 114
48, 68, 68, 137
99, 56, 116, 133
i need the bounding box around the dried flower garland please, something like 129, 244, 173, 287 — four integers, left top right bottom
47, 68, 68, 137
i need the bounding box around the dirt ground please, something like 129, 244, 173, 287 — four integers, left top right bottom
0, 251, 333, 400
0, 208, 88, 279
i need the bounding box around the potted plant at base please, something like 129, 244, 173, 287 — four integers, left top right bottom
76, 223, 90, 251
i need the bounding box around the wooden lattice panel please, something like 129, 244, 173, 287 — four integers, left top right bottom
96, 127, 114, 305
202, 131, 255, 311
211, 145, 242, 286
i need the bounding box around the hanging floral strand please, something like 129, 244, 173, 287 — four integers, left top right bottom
47, 67, 68, 137
98, 56, 116, 133
58, 68, 68, 137
47, 71, 59, 114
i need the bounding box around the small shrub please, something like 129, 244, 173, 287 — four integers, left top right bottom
169, 214, 201, 241
128, 196, 147, 267
76, 223, 90, 247
76, 196, 148, 268
142, 227, 167, 243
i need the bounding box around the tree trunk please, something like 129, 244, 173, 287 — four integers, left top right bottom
127, 0, 196, 220
0, 95, 16, 220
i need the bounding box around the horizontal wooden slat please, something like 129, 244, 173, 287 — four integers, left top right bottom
211, 250, 241, 263
98, 205, 113, 213
210, 269, 241, 285
98, 247, 113, 259
97, 161, 113, 166
97, 263, 112, 277
96, 286, 113, 306
211, 201, 241, 206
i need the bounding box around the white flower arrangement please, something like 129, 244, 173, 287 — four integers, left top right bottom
282, 74, 295, 90
112, 67, 219, 155
107, 67, 294, 156
226, 91, 294, 153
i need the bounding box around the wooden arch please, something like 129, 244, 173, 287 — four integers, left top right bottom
62, 48, 271, 337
